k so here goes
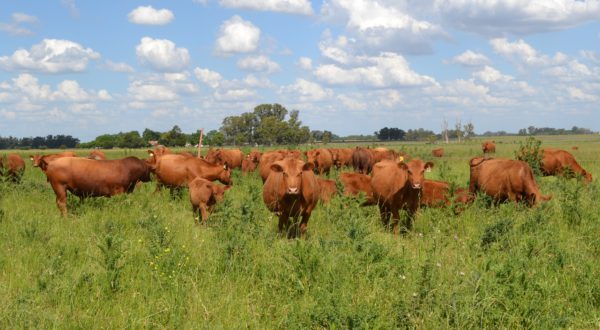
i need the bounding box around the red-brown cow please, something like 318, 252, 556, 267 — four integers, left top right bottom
88, 150, 106, 160
330, 148, 353, 169
205, 148, 243, 169
242, 150, 262, 173
432, 148, 444, 158
541, 148, 592, 183
44, 157, 152, 215
571, 146, 578, 151
469, 157, 550, 206
482, 141, 496, 153
317, 178, 338, 203
305, 148, 334, 176
371, 147, 399, 163
371, 159, 434, 234
419, 180, 473, 212
30, 151, 77, 172
259, 151, 286, 182
0, 153, 26, 183
339, 172, 375, 205
262, 158, 320, 238
188, 177, 231, 224
152, 154, 232, 194
352, 147, 373, 174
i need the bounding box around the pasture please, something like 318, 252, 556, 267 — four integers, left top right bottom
1, 135, 599, 328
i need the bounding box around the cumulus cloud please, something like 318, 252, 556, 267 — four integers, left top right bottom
215, 16, 260, 55
436, 0, 600, 36
298, 57, 312, 70
449, 50, 491, 67
237, 55, 280, 73
0, 13, 38, 36
219, 0, 313, 15
280, 79, 332, 101
128, 6, 174, 25
136, 37, 190, 72
194, 67, 223, 88
0, 39, 100, 73
490, 38, 567, 67
103, 60, 134, 73
127, 72, 198, 108
214, 88, 257, 102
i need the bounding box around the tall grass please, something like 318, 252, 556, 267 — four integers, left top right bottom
0, 136, 599, 327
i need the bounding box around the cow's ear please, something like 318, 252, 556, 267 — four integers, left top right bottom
398, 162, 408, 170
29, 155, 34, 161
147, 150, 154, 156
302, 162, 314, 172
425, 162, 434, 172
223, 163, 229, 170
270, 163, 284, 172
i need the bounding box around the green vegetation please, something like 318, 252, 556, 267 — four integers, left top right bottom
0, 135, 599, 328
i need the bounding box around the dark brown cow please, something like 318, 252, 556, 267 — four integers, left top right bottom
30, 151, 77, 172
44, 157, 152, 215
371, 147, 399, 163
152, 154, 232, 194
262, 158, 320, 238
305, 148, 334, 176
88, 150, 106, 160
469, 157, 550, 206
0, 153, 26, 183
339, 172, 374, 205
352, 147, 373, 174
317, 178, 337, 203
541, 148, 592, 183
371, 159, 434, 234
330, 148, 353, 169
482, 141, 496, 153
205, 148, 243, 169
188, 177, 231, 224
432, 148, 444, 158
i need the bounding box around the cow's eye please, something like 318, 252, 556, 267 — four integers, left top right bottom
408, 170, 413, 174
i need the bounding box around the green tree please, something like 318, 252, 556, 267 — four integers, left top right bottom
160, 125, 187, 147
142, 128, 161, 143
322, 130, 333, 144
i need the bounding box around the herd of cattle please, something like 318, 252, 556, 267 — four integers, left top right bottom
0, 140, 593, 237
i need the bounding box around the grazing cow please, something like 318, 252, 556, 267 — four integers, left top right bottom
152, 154, 231, 191
432, 148, 444, 158
0, 153, 26, 183
482, 141, 496, 154
469, 157, 551, 206
262, 158, 320, 238
30, 151, 77, 172
419, 180, 473, 212
317, 178, 338, 203
88, 150, 106, 160
541, 148, 592, 183
242, 150, 262, 173
305, 148, 334, 176
371, 147, 399, 163
205, 148, 243, 169
188, 177, 231, 224
352, 147, 373, 174
330, 148, 353, 169
571, 146, 578, 151
371, 159, 434, 234
44, 157, 152, 215
339, 172, 375, 205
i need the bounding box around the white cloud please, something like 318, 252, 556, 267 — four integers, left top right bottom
472, 66, 513, 84
128, 6, 174, 25
436, 0, 600, 36
12, 13, 38, 24
194, 67, 223, 88
104, 60, 134, 73
219, 0, 313, 15
237, 55, 280, 73
566, 86, 598, 102
128, 81, 179, 102
214, 88, 257, 101
281, 79, 332, 101
215, 16, 261, 55
449, 50, 491, 67
337, 94, 367, 110
298, 57, 312, 70
0, 39, 100, 73
490, 38, 567, 67
136, 37, 190, 72
53, 80, 90, 102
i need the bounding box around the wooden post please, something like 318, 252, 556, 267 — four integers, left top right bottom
197, 128, 204, 158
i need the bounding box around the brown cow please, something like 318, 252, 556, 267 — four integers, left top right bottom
339, 172, 375, 205
88, 150, 106, 160
330, 148, 353, 169
432, 148, 444, 158
188, 177, 231, 224
305, 148, 334, 176
482, 141, 496, 153
0, 153, 26, 183
30, 151, 77, 172
259, 151, 285, 182
541, 148, 592, 183
371, 147, 399, 163
352, 147, 373, 174
44, 157, 152, 215
152, 154, 232, 194
371, 159, 434, 234
317, 178, 338, 203
242, 150, 262, 173
262, 158, 320, 238
205, 148, 243, 169
571, 146, 578, 151
469, 157, 550, 206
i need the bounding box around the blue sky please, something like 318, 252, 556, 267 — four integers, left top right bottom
1, 0, 600, 141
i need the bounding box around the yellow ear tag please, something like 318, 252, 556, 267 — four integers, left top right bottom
398, 156, 404, 162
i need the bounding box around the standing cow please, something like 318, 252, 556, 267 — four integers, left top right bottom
30, 151, 77, 172
305, 148, 334, 176
469, 157, 550, 206
482, 141, 496, 154
188, 177, 231, 224
262, 158, 320, 238
541, 148, 592, 183
0, 153, 26, 183
432, 148, 444, 158
205, 148, 244, 169
152, 154, 232, 195
352, 147, 373, 174
330, 148, 353, 169
88, 150, 106, 160
371, 159, 434, 234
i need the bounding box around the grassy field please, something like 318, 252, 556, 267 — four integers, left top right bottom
1, 135, 599, 328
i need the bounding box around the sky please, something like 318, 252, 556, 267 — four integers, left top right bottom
1, 0, 600, 141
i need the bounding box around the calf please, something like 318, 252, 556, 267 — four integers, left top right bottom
432, 148, 444, 158
482, 141, 496, 154
339, 172, 375, 205
305, 148, 334, 176
317, 178, 338, 203
188, 177, 231, 224
0, 153, 26, 183
152, 154, 232, 194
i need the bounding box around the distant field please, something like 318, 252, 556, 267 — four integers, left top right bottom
1, 135, 599, 328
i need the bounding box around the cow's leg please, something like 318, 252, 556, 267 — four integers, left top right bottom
154, 182, 163, 193
378, 204, 391, 228
391, 209, 402, 235
200, 204, 209, 224
299, 212, 311, 238
192, 205, 200, 224
50, 183, 68, 216
278, 214, 288, 236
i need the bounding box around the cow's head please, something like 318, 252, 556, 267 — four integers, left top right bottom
205, 149, 220, 164
399, 159, 434, 189
212, 184, 232, 203
270, 160, 314, 195
218, 163, 232, 185
305, 150, 320, 167
583, 170, 593, 183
